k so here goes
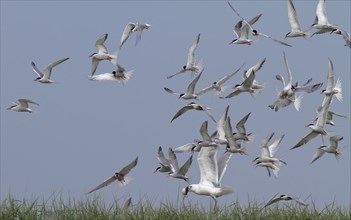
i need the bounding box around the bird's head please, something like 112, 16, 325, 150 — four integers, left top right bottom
89, 52, 97, 57
285, 32, 291, 38
179, 93, 185, 99
153, 167, 161, 173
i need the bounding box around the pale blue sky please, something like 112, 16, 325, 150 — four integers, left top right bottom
1, 1, 350, 209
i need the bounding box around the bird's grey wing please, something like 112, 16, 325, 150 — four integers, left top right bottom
261, 132, 275, 148
310, 148, 325, 164
283, 52, 293, 87
317, 95, 332, 127
329, 135, 343, 151
201, 105, 217, 123
326, 58, 334, 91
295, 83, 323, 93
268, 134, 285, 157
187, 33, 200, 67
242, 70, 255, 88
330, 111, 347, 118
164, 87, 180, 96
217, 151, 232, 183
200, 121, 212, 143
291, 131, 318, 150
302, 78, 313, 86
236, 112, 251, 134
43, 57, 70, 79
187, 69, 203, 94
245, 58, 266, 78
216, 105, 230, 141
120, 23, 136, 49
168, 147, 180, 172
170, 105, 193, 122
95, 33, 108, 54
196, 84, 214, 96
134, 23, 149, 45
178, 154, 193, 176
173, 143, 197, 153
119, 157, 138, 176
117, 63, 126, 72
227, 2, 258, 31
316, 0, 328, 25
91, 58, 100, 76
218, 63, 245, 85
197, 146, 218, 187
225, 117, 239, 150
287, 0, 302, 31
157, 146, 170, 166
292, 197, 309, 206
221, 89, 242, 99
341, 30, 351, 47
18, 99, 39, 107
31, 61, 44, 77
87, 176, 116, 194
233, 20, 242, 37
262, 194, 281, 209
258, 32, 292, 47
241, 14, 262, 39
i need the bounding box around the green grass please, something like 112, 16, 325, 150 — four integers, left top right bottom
1, 193, 350, 220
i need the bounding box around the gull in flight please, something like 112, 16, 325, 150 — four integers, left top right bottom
87, 157, 138, 194
269, 52, 322, 112
7, 99, 39, 113
311, 0, 339, 37
253, 132, 286, 177
167, 33, 203, 79
285, 0, 310, 39
310, 135, 345, 164
168, 147, 193, 183
182, 145, 234, 211
170, 102, 216, 123
31, 57, 70, 83
261, 193, 308, 210
227, 2, 291, 47
120, 22, 151, 49
154, 146, 172, 173
89, 33, 118, 76
89, 63, 135, 84
164, 69, 204, 100
197, 63, 244, 96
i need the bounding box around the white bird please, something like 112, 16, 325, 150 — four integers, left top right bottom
242, 58, 266, 91
167, 33, 202, 79
261, 193, 308, 210
154, 146, 172, 173
7, 99, 39, 113
252, 30, 292, 47
199, 121, 218, 147
164, 69, 204, 100
215, 105, 230, 145
182, 145, 234, 211
31, 57, 69, 83
87, 157, 138, 194
233, 112, 254, 143
311, 0, 338, 37
285, 0, 310, 39
314, 107, 347, 126
321, 58, 342, 105
197, 63, 244, 96
333, 29, 351, 48
220, 69, 258, 98
224, 116, 247, 155
269, 52, 322, 112
173, 142, 201, 154
310, 135, 344, 164
120, 22, 151, 49
89, 33, 118, 76
170, 102, 216, 123
89, 64, 134, 85
253, 133, 286, 177
168, 147, 193, 183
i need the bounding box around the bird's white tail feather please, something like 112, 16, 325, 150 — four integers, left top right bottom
217, 186, 235, 197
118, 69, 135, 84
195, 59, 204, 73
109, 50, 119, 67
334, 78, 342, 102
216, 85, 227, 96
294, 95, 303, 111
117, 176, 132, 187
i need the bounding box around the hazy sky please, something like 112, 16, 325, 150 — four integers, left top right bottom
1, 1, 350, 209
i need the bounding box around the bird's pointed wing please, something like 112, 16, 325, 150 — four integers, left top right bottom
187, 69, 203, 94
200, 121, 212, 143
187, 33, 200, 67
217, 151, 232, 183
168, 147, 180, 172
178, 154, 193, 176
258, 32, 292, 47
295, 83, 323, 93
157, 146, 170, 166
173, 143, 197, 153
241, 14, 262, 39
291, 131, 318, 150
268, 134, 285, 157
18, 99, 39, 107
200, 104, 217, 123
310, 148, 325, 164
242, 70, 255, 88
225, 117, 240, 150
260, 132, 275, 148
236, 112, 251, 134
218, 63, 245, 85
95, 33, 108, 54
217, 105, 230, 141
134, 23, 150, 45
31, 61, 44, 77
244, 58, 266, 79
283, 52, 293, 88
287, 0, 302, 32
164, 87, 180, 96
227, 2, 258, 31
119, 157, 138, 176
198, 146, 218, 187
316, 0, 328, 25
292, 197, 309, 206
221, 89, 242, 99
262, 193, 281, 209
87, 175, 116, 194
233, 20, 243, 37
120, 23, 136, 49
329, 135, 343, 151
43, 57, 70, 79
170, 105, 193, 122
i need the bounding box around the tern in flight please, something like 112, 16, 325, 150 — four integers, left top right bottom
31, 57, 70, 83
87, 157, 138, 194
285, 0, 310, 39
7, 99, 39, 113
170, 102, 216, 123
89, 63, 134, 84
311, 0, 339, 37
89, 33, 118, 76
261, 193, 308, 210
167, 33, 203, 79
154, 146, 172, 173
168, 147, 193, 183
310, 135, 345, 164
120, 22, 151, 49
182, 145, 234, 211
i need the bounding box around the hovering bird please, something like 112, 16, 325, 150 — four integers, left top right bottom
314, 107, 347, 126
253, 132, 286, 177
170, 102, 216, 123
321, 58, 342, 106
224, 116, 247, 155
164, 69, 204, 100
120, 22, 151, 49
89, 63, 134, 84
242, 58, 266, 91
87, 157, 138, 194
215, 105, 230, 145
227, 2, 291, 47
31, 57, 70, 83
220, 69, 259, 98
89, 33, 118, 76
285, 0, 310, 39
154, 146, 172, 173
168, 147, 193, 183
310, 135, 344, 164
261, 193, 308, 210
311, 0, 339, 37
167, 33, 202, 79
233, 112, 254, 143
7, 99, 39, 113
269, 52, 322, 112
197, 63, 244, 96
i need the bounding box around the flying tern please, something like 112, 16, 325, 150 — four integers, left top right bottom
167, 33, 203, 79
311, 0, 338, 37
310, 135, 345, 164
154, 146, 172, 173
89, 64, 134, 84
224, 116, 247, 155
220, 69, 259, 98
7, 99, 39, 113
87, 157, 138, 194
31, 57, 69, 83
242, 58, 266, 91
120, 22, 151, 49
168, 147, 193, 183
321, 58, 342, 106
89, 33, 118, 76
285, 0, 310, 39
314, 107, 347, 126
170, 102, 216, 123
182, 145, 234, 211
261, 193, 308, 210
